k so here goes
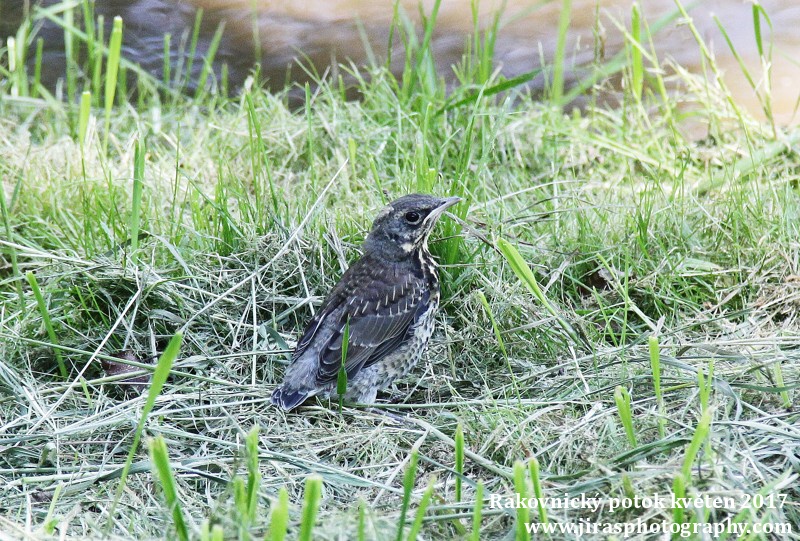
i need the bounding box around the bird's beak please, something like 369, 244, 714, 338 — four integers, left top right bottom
426, 196, 462, 223
439, 196, 462, 210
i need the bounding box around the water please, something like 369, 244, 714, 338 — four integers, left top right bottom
3, 0, 798, 122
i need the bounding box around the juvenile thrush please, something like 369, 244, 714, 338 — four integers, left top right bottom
271, 193, 461, 410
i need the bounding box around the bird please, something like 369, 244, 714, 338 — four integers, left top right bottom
271, 193, 461, 411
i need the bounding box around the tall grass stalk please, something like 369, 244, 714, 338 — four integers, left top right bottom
183, 8, 204, 93
149, 435, 190, 541
476, 290, 521, 402
470, 482, 484, 541
629, 3, 644, 101
106, 332, 183, 533
357, 500, 367, 541
237, 426, 261, 528
550, 0, 573, 104
680, 408, 713, 483
772, 361, 791, 409
697, 361, 713, 415
63, 3, 76, 104
454, 423, 464, 503
194, 23, 225, 100
528, 458, 547, 524
129, 139, 145, 262
267, 488, 290, 541
406, 476, 435, 541
41, 483, 64, 534
10, 21, 30, 97
33, 37, 44, 97
497, 238, 582, 346
92, 15, 105, 103
26, 272, 67, 378
613, 386, 637, 447
649, 336, 666, 439
78, 90, 92, 151
299, 475, 323, 541
396, 449, 420, 541
672, 475, 686, 526
103, 16, 123, 154
513, 461, 531, 541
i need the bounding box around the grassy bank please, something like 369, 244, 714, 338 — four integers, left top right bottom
1, 2, 799, 540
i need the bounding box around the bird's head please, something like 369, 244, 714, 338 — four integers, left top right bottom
364, 194, 462, 260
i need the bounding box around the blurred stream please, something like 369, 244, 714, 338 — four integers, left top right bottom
2, 0, 798, 123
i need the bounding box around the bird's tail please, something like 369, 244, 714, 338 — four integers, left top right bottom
271, 385, 313, 411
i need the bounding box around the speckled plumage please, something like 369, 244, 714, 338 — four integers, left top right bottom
271, 194, 460, 411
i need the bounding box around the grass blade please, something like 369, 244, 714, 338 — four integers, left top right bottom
476, 290, 521, 401
772, 362, 791, 409
406, 476, 435, 541
298, 475, 322, 541
454, 423, 464, 503
470, 482, 483, 541
357, 499, 367, 541
194, 22, 225, 100
649, 336, 666, 439
396, 449, 419, 541
680, 408, 713, 483
26, 272, 67, 378
475, 291, 507, 359
245, 426, 261, 523
613, 386, 637, 447
149, 435, 190, 541
78, 90, 91, 151
63, 3, 76, 104
103, 16, 123, 154
496, 238, 583, 347
106, 332, 183, 533
630, 3, 644, 101
513, 461, 530, 541
130, 139, 145, 261
41, 483, 63, 534
550, 0, 573, 104
267, 488, 289, 541
672, 474, 686, 526
528, 458, 547, 524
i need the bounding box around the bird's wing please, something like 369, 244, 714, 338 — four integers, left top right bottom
292, 256, 429, 387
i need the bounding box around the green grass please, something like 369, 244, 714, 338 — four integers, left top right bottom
149, 435, 190, 541
1, 1, 799, 539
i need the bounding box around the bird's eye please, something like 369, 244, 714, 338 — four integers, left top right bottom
404, 211, 421, 223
